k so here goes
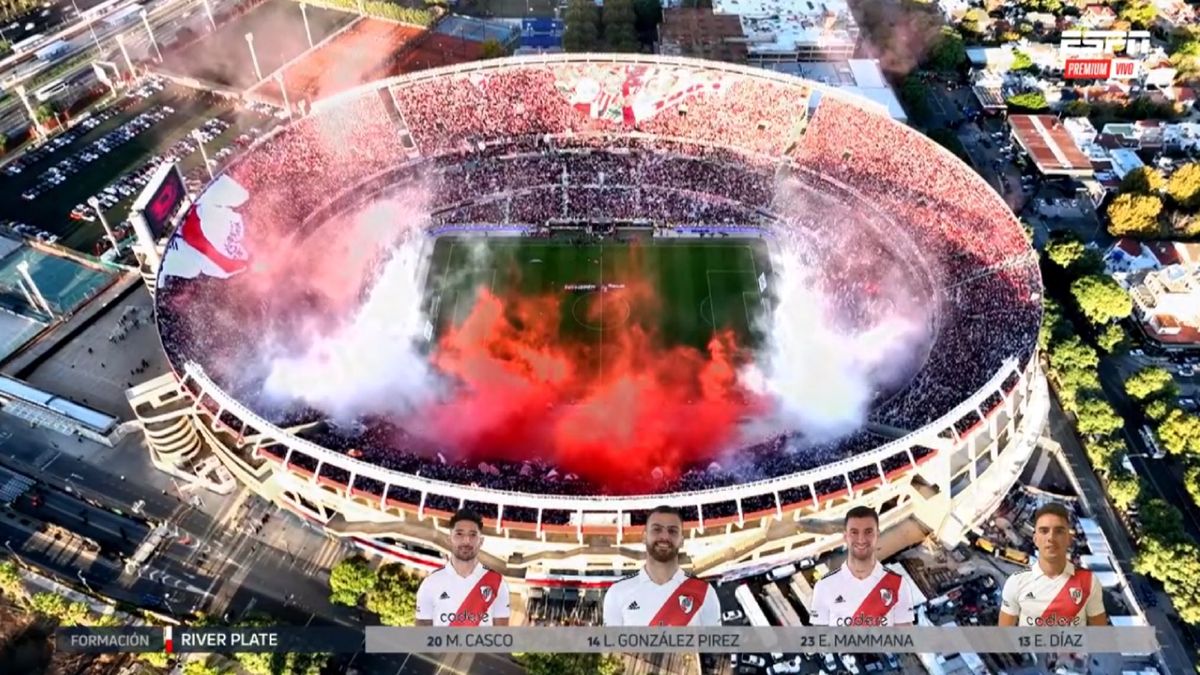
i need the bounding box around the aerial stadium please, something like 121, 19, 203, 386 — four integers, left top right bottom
128, 54, 1049, 587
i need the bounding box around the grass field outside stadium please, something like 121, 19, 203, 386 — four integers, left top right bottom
424, 236, 774, 381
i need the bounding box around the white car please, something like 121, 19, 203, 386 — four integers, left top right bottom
740, 654, 767, 668
771, 656, 803, 674
722, 609, 744, 622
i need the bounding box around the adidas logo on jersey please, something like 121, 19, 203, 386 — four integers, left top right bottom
834, 595, 845, 604
439, 592, 451, 600
1024, 592, 1036, 600
628, 601, 640, 610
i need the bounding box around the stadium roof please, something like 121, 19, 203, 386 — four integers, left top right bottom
1009, 114, 1094, 176
759, 60, 906, 121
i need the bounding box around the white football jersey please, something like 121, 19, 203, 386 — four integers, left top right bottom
603, 568, 722, 626
810, 561, 915, 627
1000, 561, 1104, 627
415, 562, 511, 627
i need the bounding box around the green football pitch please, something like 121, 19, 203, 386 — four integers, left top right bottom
424, 237, 773, 361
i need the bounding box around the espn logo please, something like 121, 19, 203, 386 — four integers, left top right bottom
1064, 58, 1138, 80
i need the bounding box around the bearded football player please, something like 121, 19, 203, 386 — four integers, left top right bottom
603, 505, 722, 626
415, 509, 511, 627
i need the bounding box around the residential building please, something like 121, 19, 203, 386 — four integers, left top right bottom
1009, 114, 1095, 176
1106, 239, 1200, 345
658, 8, 748, 63
712, 0, 859, 63
1078, 4, 1117, 28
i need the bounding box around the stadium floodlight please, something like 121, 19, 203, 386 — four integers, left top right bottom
201, 0, 216, 30
245, 32, 263, 82
275, 72, 293, 120
115, 34, 136, 80
192, 129, 214, 181
12, 84, 45, 138
16, 261, 53, 318
71, 0, 103, 52
299, 3, 314, 48
140, 9, 163, 62
88, 196, 121, 254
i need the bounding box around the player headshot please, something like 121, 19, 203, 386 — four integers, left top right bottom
999, 502, 1106, 627
415, 509, 511, 627
810, 505, 914, 626
603, 505, 721, 626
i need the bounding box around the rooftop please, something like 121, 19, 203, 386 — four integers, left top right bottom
658, 8, 748, 63
1010, 114, 1094, 175
712, 0, 857, 55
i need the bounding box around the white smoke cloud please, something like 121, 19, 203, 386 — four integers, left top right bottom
258, 197, 445, 421
739, 175, 935, 441
740, 250, 930, 440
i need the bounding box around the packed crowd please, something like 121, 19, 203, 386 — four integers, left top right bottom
158, 65, 1038, 504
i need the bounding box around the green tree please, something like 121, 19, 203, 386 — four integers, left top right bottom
632, 0, 662, 35
563, 0, 600, 52
1006, 91, 1048, 110
1146, 398, 1173, 422
901, 76, 932, 121
183, 658, 228, 675
0, 39, 10, 58
330, 555, 377, 606
1049, 334, 1099, 373
366, 563, 421, 626
1186, 464, 1200, 508
517, 653, 625, 675
1126, 366, 1178, 401
1118, 0, 1157, 28
1057, 366, 1103, 411
927, 27, 966, 72
1046, 237, 1087, 269
478, 38, 507, 60
927, 128, 968, 160
1107, 192, 1163, 238
1063, 99, 1091, 117
138, 651, 171, 668
1010, 50, 1034, 71
961, 7, 988, 35
1120, 166, 1166, 196
1075, 396, 1124, 437
1097, 323, 1127, 353
1167, 162, 1200, 210
1107, 468, 1142, 511
602, 0, 639, 52
0, 559, 22, 601
233, 614, 328, 675
1040, 296, 1070, 351
29, 591, 68, 619
1158, 409, 1200, 456
33, 102, 58, 126
1070, 274, 1133, 325
1085, 436, 1126, 469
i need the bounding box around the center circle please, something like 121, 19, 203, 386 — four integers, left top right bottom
571, 290, 632, 331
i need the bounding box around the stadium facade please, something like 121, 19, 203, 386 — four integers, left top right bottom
128, 54, 1048, 588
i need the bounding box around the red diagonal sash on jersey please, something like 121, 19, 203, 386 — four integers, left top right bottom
1039, 569, 1092, 625
648, 577, 710, 626
852, 572, 903, 623
449, 569, 503, 626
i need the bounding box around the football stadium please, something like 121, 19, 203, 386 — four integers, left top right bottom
129, 54, 1050, 585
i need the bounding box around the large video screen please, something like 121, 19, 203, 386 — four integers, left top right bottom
142, 166, 186, 240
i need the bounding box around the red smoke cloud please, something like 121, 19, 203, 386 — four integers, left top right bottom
416, 268, 763, 491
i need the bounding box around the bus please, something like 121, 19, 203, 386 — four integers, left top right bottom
762, 582, 803, 627
34, 79, 67, 102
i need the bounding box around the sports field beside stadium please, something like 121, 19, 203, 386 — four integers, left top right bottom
424, 236, 773, 372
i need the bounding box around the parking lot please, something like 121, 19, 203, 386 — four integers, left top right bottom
0, 78, 276, 254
